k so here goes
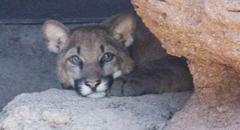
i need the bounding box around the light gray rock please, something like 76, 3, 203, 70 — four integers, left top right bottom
0, 89, 191, 130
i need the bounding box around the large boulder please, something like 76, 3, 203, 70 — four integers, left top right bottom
0, 89, 191, 130
131, 0, 240, 107
131, 0, 240, 129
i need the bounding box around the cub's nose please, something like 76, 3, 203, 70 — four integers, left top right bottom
84, 80, 101, 90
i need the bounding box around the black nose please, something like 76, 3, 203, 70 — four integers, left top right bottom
85, 80, 101, 90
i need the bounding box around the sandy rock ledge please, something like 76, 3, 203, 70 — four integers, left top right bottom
0, 89, 191, 130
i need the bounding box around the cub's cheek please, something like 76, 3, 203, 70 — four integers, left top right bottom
74, 80, 91, 95
113, 70, 123, 79
69, 79, 75, 87
67, 67, 81, 80
96, 81, 109, 92
66, 69, 82, 87
79, 85, 93, 96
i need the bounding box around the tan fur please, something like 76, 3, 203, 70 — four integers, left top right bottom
42, 20, 70, 53
56, 27, 134, 88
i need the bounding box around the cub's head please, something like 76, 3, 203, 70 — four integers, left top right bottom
42, 14, 136, 98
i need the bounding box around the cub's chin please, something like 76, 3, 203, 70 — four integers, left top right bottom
86, 92, 107, 98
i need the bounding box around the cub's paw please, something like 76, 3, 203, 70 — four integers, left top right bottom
109, 77, 156, 96
108, 77, 125, 96
61, 83, 74, 90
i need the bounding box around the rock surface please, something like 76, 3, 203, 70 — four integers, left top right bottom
131, 0, 240, 107
131, 0, 240, 129
0, 89, 191, 130
165, 95, 240, 130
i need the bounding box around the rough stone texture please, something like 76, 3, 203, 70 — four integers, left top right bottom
0, 89, 191, 130
131, 0, 240, 107
165, 95, 240, 130
131, 0, 240, 129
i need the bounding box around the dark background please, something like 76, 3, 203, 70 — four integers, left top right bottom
0, 0, 134, 24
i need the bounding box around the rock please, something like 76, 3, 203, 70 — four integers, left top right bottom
0, 89, 191, 130
131, 0, 240, 129
131, 0, 240, 107
165, 94, 240, 130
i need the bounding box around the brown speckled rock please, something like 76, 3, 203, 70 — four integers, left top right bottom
131, 0, 240, 129
131, 0, 240, 107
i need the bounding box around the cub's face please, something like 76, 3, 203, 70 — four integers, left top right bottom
43, 14, 136, 98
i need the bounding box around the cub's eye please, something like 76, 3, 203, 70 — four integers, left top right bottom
101, 52, 114, 63
68, 55, 82, 65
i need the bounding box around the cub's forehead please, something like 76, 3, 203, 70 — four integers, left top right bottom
64, 27, 116, 62
70, 27, 111, 47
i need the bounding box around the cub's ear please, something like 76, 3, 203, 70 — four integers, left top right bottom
103, 14, 136, 47
42, 20, 70, 53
